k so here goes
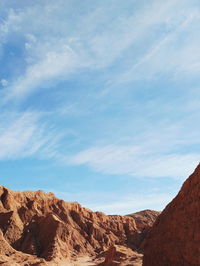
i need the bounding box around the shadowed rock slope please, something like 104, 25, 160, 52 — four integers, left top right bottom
0, 186, 159, 265
143, 164, 200, 266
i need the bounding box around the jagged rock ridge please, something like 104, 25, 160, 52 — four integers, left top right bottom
143, 164, 200, 266
0, 186, 159, 265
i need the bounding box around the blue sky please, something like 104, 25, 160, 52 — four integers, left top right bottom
0, 0, 200, 214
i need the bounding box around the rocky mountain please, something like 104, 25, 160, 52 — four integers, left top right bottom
143, 164, 200, 266
0, 185, 159, 265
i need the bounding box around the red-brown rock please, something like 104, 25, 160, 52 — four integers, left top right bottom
143, 164, 200, 266
0, 186, 159, 265
127, 210, 160, 231
100, 245, 143, 266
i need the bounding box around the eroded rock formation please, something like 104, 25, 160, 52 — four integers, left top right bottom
143, 164, 200, 266
0, 186, 159, 265
100, 245, 143, 266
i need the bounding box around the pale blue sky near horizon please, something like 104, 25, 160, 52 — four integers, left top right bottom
0, 0, 200, 214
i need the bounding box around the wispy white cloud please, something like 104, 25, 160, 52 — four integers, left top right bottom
4, 45, 82, 101
69, 144, 199, 179
0, 112, 61, 160
117, 11, 200, 83
2, 0, 199, 101
0, 79, 8, 87
66, 114, 200, 179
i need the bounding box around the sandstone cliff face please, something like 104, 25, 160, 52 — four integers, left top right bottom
143, 164, 200, 266
0, 186, 159, 265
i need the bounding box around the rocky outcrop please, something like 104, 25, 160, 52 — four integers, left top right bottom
0, 229, 47, 265
143, 164, 200, 266
100, 245, 143, 266
127, 210, 161, 253
127, 210, 160, 230
0, 186, 159, 265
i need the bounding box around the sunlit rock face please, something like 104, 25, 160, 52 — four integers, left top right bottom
143, 164, 200, 266
0, 185, 159, 265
